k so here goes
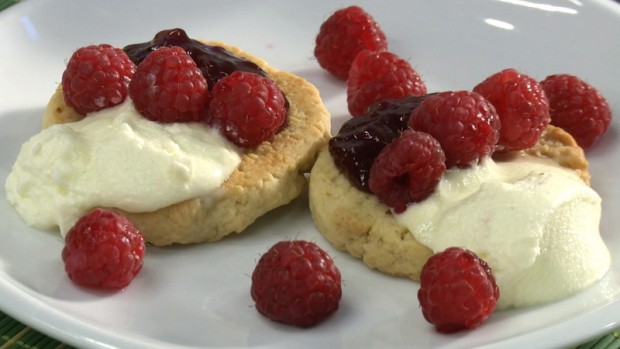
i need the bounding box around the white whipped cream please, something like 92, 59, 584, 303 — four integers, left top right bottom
395, 155, 610, 309
5, 100, 241, 236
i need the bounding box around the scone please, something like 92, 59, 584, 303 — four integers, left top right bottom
36, 40, 331, 246
309, 125, 590, 281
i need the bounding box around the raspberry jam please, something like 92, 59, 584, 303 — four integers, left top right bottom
124, 28, 267, 89
328, 95, 431, 191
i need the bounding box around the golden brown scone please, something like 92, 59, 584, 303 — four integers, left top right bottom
308, 125, 589, 281
524, 125, 590, 184
43, 41, 331, 246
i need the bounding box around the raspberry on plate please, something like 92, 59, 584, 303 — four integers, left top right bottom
314, 5, 388, 80
129, 46, 209, 123
207, 71, 287, 147
347, 50, 427, 117
409, 91, 500, 168
369, 129, 446, 213
62, 44, 136, 115
251, 240, 342, 328
473, 68, 550, 152
541, 74, 612, 149
62, 208, 146, 289
418, 247, 499, 333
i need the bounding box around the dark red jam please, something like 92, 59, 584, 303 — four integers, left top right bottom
123, 28, 267, 89
328, 94, 432, 192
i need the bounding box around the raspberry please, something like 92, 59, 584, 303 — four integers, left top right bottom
369, 130, 446, 213
207, 71, 287, 147
129, 46, 209, 123
62, 208, 146, 289
251, 240, 342, 328
418, 247, 499, 333
541, 74, 612, 149
473, 68, 550, 151
61, 44, 135, 115
409, 91, 500, 168
314, 5, 388, 80
347, 50, 427, 116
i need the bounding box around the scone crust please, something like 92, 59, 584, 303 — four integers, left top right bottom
309, 125, 589, 281
43, 41, 331, 245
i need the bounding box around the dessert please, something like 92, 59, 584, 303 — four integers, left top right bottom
309, 104, 609, 310
310, 6, 611, 315
5, 28, 331, 246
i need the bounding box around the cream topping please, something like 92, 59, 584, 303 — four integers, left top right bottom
5, 100, 241, 235
395, 155, 610, 309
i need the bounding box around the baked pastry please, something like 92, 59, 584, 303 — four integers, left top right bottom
40, 41, 331, 246
308, 125, 589, 281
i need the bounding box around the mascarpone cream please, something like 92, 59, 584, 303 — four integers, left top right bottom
5, 100, 241, 236
394, 155, 610, 309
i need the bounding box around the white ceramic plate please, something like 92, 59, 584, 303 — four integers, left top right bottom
1, 0, 619, 348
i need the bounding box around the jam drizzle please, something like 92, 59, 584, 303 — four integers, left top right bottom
123, 28, 267, 89
328, 95, 432, 192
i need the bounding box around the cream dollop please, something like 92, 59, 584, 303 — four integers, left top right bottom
395, 155, 610, 309
5, 100, 241, 235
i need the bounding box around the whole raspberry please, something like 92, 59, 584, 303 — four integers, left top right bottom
369, 130, 446, 213
129, 46, 209, 123
314, 5, 388, 80
251, 240, 342, 328
473, 68, 550, 152
207, 71, 287, 147
347, 50, 427, 116
418, 247, 499, 333
62, 44, 135, 115
541, 74, 612, 149
409, 91, 500, 168
62, 208, 146, 289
